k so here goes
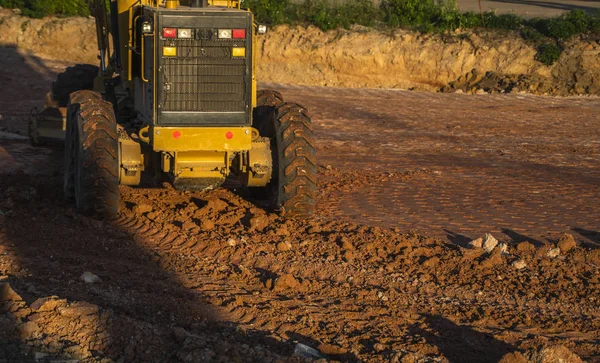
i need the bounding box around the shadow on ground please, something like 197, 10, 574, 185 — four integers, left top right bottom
0, 45, 306, 362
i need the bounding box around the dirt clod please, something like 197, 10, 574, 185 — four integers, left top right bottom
276, 241, 292, 252
512, 259, 527, 270
557, 233, 577, 254
249, 214, 269, 231
526, 345, 583, 363
273, 273, 299, 291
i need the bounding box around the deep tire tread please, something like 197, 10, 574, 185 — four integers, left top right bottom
273, 103, 317, 218
68, 90, 119, 218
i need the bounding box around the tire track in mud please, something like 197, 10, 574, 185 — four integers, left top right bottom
105, 184, 600, 362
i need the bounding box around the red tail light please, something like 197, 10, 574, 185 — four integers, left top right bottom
232, 29, 246, 39
163, 28, 177, 38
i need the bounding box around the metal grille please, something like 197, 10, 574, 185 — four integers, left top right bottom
161, 37, 247, 113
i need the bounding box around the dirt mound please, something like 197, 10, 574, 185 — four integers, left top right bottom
1, 9, 599, 96
443, 40, 600, 96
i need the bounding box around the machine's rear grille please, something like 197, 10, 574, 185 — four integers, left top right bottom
161, 38, 247, 113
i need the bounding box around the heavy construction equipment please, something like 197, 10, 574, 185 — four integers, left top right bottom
36, 0, 317, 218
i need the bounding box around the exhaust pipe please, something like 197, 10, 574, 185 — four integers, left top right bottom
191, 0, 208, 7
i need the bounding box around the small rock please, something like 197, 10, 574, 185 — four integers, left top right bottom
482, 233, 498, 253
468, 237, 483, 249
547, 247, 560, 259
526, 345, 583, 363
318, 343, 347, 355
294, 343, 324, 360
249, 214, 269, 231
423, 256, 440, 268
275, 225, 290, 236
17, 321, 40, 339
516, 241, 535, 254
273, 273, 299, 291
80, 272, 102, 284
201, 219, 215, 231
57, 302, 99, 318
342, 250, 355, 261
497, 243, 508, 254
30, 297, 65, 312
374, 343, 387, 352
512, 260, 527, 270
276, 241, 292, 251
339, 237, 355, 251
557, 233, 577, 253
499, 351, 527, 363
0, 282, 22, 303
133, 204, 153, 215
226, 238, 237, 247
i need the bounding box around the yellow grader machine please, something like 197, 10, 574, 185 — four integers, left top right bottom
30, 0, 316, 219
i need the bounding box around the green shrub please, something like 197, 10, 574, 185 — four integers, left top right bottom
565, 9, 589, 32
484, 13, 522, 30
520, 27, 544, 42
0, 0, 89, 18
380, 0, 458, 32
587, 9, 600, 34
536, 43, 562, 65
244, 0, 289, 26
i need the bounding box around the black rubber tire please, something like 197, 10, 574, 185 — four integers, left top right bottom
256, 89, 284, 108
253, 89, 285, 128
68, 90, 119, 218
253, 102, 317, 219
51, 64, 99, 107
64, 91, 103, 201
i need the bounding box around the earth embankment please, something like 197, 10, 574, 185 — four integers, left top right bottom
1, 9, 599, 95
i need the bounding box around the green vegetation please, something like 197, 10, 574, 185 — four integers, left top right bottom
0, 0, 89, 18
3, 0, 600, 65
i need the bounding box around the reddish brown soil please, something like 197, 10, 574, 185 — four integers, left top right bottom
1, 52, 600, 362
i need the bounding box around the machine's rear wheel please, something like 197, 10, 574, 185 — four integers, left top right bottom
254, 102, 317, 218
253, 89, 285, 129
257, 89, 284, 108
50, 64, 99, 107
68, 90, 119, 218
64, 91, 103, 200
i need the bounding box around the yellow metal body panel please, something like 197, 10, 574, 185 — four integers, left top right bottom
176, 151, 226, 169
240, 137, 272, 187
152, 127, 253, 152
119, 138, 144, 185
209, 0, 240, 8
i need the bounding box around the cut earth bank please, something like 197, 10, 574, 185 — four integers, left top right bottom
1, 9, 599, 97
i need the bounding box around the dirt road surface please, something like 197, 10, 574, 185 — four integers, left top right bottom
1, 53, 600, 362
457, 0, 600, 18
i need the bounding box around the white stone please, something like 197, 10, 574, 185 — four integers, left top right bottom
482, 233, 498, 253
512, 260, 527, 270
468, 237, 483, 249
497, 242, 509, 254
80, 272, 102, 284
547, 247, 561, 259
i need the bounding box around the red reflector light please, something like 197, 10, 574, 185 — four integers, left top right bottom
232, 29, 246, 39
163, 28, 177, 38
225, 131, 234, 140
173, 131, 181, 139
